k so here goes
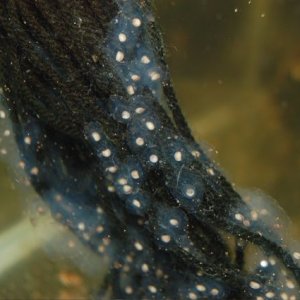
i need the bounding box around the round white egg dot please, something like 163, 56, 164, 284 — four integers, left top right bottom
121, 110, 131, 120
78, 222, 85, 231
196, 284, 206, 292
131, 170, 140, 179
174, 151, 182, 162
186, 187, 195, 197
135, 107, 145, 114
149, 154, 158, 163
235, 213, 244, 221
4, 130, 10, 136
30, 167, 39, 175
141, 55, 150, 64
127, 85, 135, 95
91, 131, 101, 142
132, 199, 141, 208
24, 136, 32, 145
107, 185, 115, 192
125, 286, 133, 294
116, 51, 124, 62
102, 149, 111, 157
0, 110, 6, 119
211, 289, 219, 296
293, 252, 300, 260
161, 235, 171, 243
141, 263, 149, 272
260, 260, 268, 268
266, 291, 275, 298
249, 281, 261, 289
148, 285, 157, 294
134, 241, 143, 251
146, 121, 155, 130
132, 18, 142, 27
131, 74, 140, 81
188, 292, 197, 300
107, 166, 118, 173
123, 185, 132, 194
118, 33, 127, 42
135, 137, 144, 146
169, 219, 179, 226
118, 178, 127, 185
149, 71, 160, 81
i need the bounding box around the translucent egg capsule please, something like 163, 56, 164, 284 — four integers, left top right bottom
152, 206, 189, 250
185, 142, 207, 163
130, 94, 155, 116
162, 137, 193, 168
85, 122, 113, 152
109, 95, 156, 129
106, 17, 141, 58
123, 157, 144, 182
42, 189, 115, 256
167, 168, 205, 213
0, 107, 15, 160
139, 146, 161, 169
15, 123, 44, 178
228, 191, 290, 249
126, 118, 157, 152
136, 110, 161, 133
125, 192, 151, 216
252, 257, 300, 299
177, 276, 228, 300
117, 270, 140, 298
113, 160, 147, 200
109, 95, 134, 124
136, 47, 156, 69
139, 67, 163, 96
126, 57, 164, 96
288, 243, 300, 269
245, 279, 277, 299
114, 175, 135, 198
156, 206, 189, 236
96, 144, 116, 160
127, 66, 143, 85
126, 228, 148, 255
73, 205, 110, 239
130, 248, 154, 274
84, 123, 123, 175
19, 120, 43, 149
141, 277, 163, 299
84, 122, 104, 145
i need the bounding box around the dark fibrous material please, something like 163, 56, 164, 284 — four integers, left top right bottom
0, 1, 299, 299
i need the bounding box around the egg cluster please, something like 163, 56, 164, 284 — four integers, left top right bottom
100, 0, 300, 298
106, 225, 229, 300
105, 0, 164, 100
1, 0, 300, 299
3, 113, 116, 258
108, 93, 206, 214
244, 256, 299, 300
85, 121, 151, 216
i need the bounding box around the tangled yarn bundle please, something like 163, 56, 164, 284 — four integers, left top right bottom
0, 1, 299, 299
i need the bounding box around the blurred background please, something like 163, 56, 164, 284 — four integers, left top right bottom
0, 0, 300, 298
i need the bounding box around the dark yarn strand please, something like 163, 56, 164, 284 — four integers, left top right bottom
0, 1, 300, 299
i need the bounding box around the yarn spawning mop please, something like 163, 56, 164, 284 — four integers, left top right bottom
0, 1, 300, 299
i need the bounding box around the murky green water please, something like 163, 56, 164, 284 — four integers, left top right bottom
1, 0, 300, 298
